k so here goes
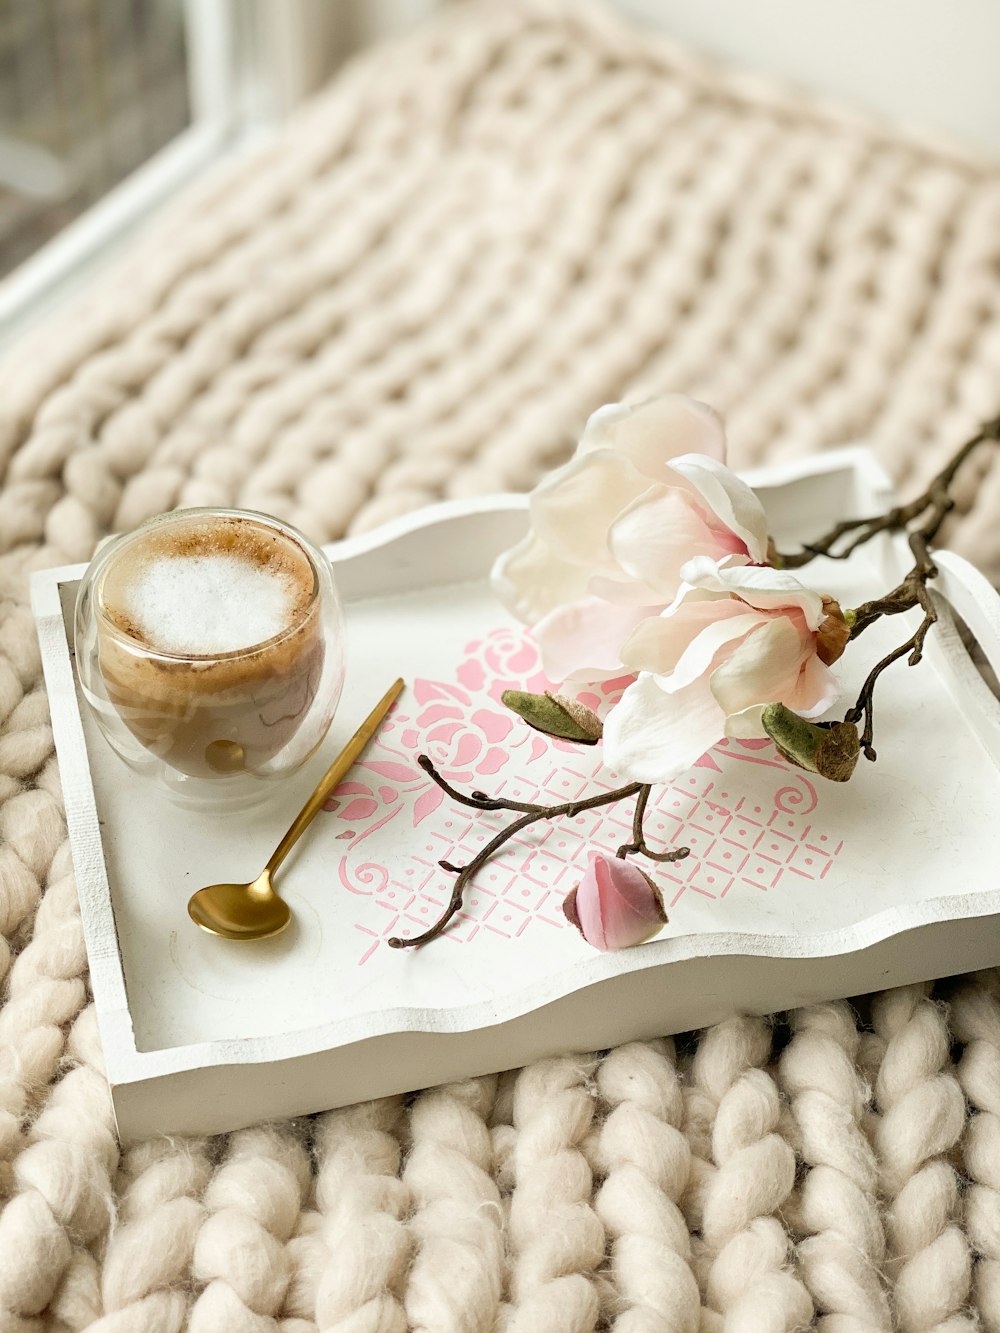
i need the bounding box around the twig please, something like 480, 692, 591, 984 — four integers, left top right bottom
832, 524, 939, 758
416, 754, 546, 814
778, 418, 1000, 569
778, 421, 1000, 759
389, 773, 641, 948
616, 784, 651, 858
389, 764, 687, 949
847, 530, 938, 639
845, 579, 937, 761
615, 784, 692, 863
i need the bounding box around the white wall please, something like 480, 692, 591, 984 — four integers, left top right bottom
610, 0, 1000, 158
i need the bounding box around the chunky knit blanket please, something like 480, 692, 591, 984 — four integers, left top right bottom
3, 3, 1000, 1328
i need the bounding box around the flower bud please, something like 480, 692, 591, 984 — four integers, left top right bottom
562, 851, 668, 950
761, 703, 860, 782
501, 690, 603, 744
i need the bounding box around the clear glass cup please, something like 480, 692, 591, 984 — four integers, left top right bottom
74, 508, 346, 808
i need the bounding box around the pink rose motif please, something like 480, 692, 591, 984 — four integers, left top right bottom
492, 394, 771, 684
457, 627, 550, 703
322, 779, 379, 821
603, 559, 844, 783
563, 852, 668, 951
417, 694, 516, 783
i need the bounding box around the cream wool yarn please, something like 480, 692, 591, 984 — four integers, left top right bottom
403, 1078, 504, 1332
779, 1003, 891, 1331
591, 1040, 701, 1332
188, 1124, 312, 1331
683, 1017, 812, 1331
500, 1057, 605, 1331
952, 982, 1000, 1333
872, 986, 973, 1333
312, 1098, 411, 1331
3, 0, 1000, 1327
92, 1134, 212, 1332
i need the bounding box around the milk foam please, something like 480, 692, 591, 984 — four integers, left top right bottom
122, 553, 297, 655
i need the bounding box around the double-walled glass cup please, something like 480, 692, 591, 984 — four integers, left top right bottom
75, 508, 346, 807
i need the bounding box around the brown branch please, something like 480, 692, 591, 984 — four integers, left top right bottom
416, 754, 546, 814
778, 418, 1000, 569
615, 784, 692, 864
616, 784, 651, 859
845, 586, 937, 761
389, 766, 687, 949
778, 422, 1000, 763
838, 529, 939, 760
847, 530, 937, 639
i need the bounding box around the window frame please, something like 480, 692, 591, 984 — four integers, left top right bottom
0, 0, 275, 347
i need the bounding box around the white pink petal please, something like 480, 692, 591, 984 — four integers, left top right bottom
666, 453, 771, 562
578, 395, 726, 479
533, 597, 660, 683
491, 394, 758, 668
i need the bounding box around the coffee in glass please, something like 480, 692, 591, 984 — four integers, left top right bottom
75, 509, 346, 804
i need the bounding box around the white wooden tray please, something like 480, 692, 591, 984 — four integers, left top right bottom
32, 448, 1000, 1140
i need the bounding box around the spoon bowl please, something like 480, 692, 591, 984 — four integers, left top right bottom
186, 678, 405, 941
188, 869, 291, 940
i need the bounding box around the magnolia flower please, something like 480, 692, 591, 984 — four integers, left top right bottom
602, 559, 847, 783
492, 394, 771, 682
563, 851, 668, 950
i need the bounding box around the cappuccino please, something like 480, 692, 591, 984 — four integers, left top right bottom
95, 513, 324, 779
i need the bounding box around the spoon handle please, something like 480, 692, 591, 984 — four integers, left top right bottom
265, 678, 405, 877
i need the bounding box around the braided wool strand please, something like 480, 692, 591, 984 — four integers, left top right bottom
952, 981, 1000, 1333
779, 1002, 891, 1331
686, 1016, 813, 1331
188, 1124, 312, 1332
872, 985, 973, 1332
311, 1098, 411, 1331
403, 1076, 504, 1333
591, 1040, 701, 1332
1, 1, 1000, 1326
89, 1134, 212, 1332
500, 1055, 605, 1332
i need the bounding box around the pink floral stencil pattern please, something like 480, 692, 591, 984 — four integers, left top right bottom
324, 627, 845, 965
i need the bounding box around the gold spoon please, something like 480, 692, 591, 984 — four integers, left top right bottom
187, 678, 405, 941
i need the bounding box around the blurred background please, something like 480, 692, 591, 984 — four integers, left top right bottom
0, 0, 191, 278
0, 0, 997, 347
0, 0, 439, 340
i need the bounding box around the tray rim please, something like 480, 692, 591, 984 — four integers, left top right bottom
31, 445, 1000, 1090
